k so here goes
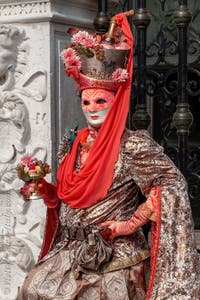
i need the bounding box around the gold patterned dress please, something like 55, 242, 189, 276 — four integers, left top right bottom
19, 129, 200, 300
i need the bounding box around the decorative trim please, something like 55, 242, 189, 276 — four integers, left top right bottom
146, 186, 161, 300
0, 1, 96, 26
0, 1, 50, 17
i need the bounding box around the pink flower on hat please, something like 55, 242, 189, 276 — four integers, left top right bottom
112, 68, 129, 82
71, 31, 97, 49
60, 48, 81, 70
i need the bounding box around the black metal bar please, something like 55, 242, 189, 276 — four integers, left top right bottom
137, 0, 145, 9
93, 0, 109, 34
179, 0, 187, 5
98, 0, 107, 12
179, 27, 188, 104
159, 0, 167, 11
173, 0, 193, 174
132, 0, 151, 129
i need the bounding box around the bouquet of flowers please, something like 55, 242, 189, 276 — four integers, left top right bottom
16, 155, 51, 200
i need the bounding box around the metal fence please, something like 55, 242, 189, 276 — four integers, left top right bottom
95, 0, 200, 228
130, 0, 200, 229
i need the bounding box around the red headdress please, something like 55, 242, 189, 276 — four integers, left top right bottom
57, 12, 134, 208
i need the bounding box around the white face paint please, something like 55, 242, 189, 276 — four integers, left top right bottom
83, 107, 110, 128
81, 89, 114, 129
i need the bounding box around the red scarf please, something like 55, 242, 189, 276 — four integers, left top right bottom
57, 13, 134, 208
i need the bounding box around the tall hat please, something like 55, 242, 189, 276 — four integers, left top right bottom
61, 11, 134, 92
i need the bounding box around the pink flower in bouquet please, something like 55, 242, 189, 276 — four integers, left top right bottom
21, 155, 32, 166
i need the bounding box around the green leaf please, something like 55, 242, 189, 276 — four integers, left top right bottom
77, 47, 94, 58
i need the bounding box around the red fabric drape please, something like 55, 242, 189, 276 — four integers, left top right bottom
38, 205, 60, 260
57, 13, 134, 208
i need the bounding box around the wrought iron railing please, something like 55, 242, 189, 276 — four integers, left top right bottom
94, 0, 200, 229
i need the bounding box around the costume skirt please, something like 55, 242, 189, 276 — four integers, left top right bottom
19, 249, 148, 300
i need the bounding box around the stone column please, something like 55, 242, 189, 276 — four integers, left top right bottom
0, 1, 97, 298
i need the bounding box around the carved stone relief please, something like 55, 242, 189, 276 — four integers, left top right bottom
0, 24, 47, 299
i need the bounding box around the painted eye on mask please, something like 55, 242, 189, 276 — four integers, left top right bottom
83, 99, 107, 106
83, 100, 90, 106
96, 99, 107, 104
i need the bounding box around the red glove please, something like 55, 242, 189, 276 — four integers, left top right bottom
98, 210, 149, 241
37, 178, 58, 208
99, 186, 160, 241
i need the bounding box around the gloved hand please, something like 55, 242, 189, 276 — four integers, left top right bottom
99, 186, 160, 241
37, 178, 58, 208
98, 210, 149, 242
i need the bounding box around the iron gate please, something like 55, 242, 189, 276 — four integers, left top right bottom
95, 0, 200, 229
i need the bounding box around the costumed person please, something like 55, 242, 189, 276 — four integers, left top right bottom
18, 11, 200, 300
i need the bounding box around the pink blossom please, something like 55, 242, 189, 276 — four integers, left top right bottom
21, 155, 32, 166
61, 48, 75, 60
60, 48, 81, 70
71, 31, 96, 49
84, 39, 96, 48
112, 68, 129, 82
71, 31, 88, 44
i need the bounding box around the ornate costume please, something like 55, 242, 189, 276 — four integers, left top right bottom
19, 12, 200, 300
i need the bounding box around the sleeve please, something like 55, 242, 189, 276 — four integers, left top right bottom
125, 130, 199, 299
125, 130, 185, 197
38, 178, 59, 208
